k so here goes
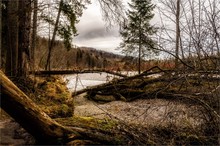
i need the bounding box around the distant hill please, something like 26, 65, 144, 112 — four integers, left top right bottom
35, 37, 138, 71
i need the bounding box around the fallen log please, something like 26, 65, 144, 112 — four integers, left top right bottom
0, 70, 75, 144
72, 69, 168, 97
30, 69, 127, 78
73, 67, 220, 100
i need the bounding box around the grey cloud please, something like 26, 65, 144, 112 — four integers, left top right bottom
76, 26, 119, 40
73, 1, 124, 52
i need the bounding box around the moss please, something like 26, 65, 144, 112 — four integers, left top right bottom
56, 116, 118, 131
89, 94, 116, 102
67, 139, 98, 145
29, 75, 74, 118
96, 118, 118, 131
40, 104, 73, 118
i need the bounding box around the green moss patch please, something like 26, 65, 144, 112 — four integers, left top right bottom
29, 75, 74, 118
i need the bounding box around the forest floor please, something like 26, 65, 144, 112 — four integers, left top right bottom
0, 110, 35, 145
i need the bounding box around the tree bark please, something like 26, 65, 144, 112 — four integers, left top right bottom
17, 0, 31, 77
0, 0, 2, 69
175, 0, 180, 69
5, 0, 18, 76
30, 0, 38, 72
31, 69, 127, 77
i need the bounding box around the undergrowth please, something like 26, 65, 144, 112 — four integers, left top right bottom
12, 75, 74, 118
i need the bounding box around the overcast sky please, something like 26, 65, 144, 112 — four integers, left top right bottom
73, 1, 127, 54
73, 0, 161, 54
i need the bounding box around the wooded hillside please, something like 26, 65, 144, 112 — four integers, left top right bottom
35, 37, 131, 70
34, 37, 179, 71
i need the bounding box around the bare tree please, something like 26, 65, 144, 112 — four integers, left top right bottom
204, 0, 220, 56
98, 0, 125, 27
175, 0, 180, 68
157, 0, 220, 70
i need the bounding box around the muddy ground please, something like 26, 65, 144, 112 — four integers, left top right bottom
0, 111, 35, 145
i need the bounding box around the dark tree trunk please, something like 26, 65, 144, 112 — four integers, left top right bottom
0, 0, 2, 69
5, 0, 18, 76
1, 0, 7, 71
30, 0, 38, 72
17, 0, 31, 77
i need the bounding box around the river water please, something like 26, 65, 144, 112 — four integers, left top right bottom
63, 72, 138, 92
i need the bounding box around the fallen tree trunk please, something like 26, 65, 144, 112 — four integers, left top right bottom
72, 69, 167, 97
30, 69, 127, 78
0, 70, 75, 144
73, 68, 220, 101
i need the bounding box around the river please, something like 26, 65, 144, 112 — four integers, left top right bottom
63, 72, 138, 92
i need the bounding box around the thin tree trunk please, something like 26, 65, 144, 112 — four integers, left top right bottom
138, 23, 142, 74
175, 0, 180, 69
138, 42, 141, 74
30, 0, 38, 72
0, 0, 2, 68
45, 0, 62, 71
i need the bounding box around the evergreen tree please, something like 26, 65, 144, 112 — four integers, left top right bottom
119, 0, 157, 74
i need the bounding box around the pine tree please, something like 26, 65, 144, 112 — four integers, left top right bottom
119, 0, 157, 74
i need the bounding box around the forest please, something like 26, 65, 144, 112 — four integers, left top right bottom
0, 0, 220, 145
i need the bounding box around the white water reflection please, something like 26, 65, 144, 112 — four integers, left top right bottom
63, 72, 118, 92
63, 71, 161, 92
